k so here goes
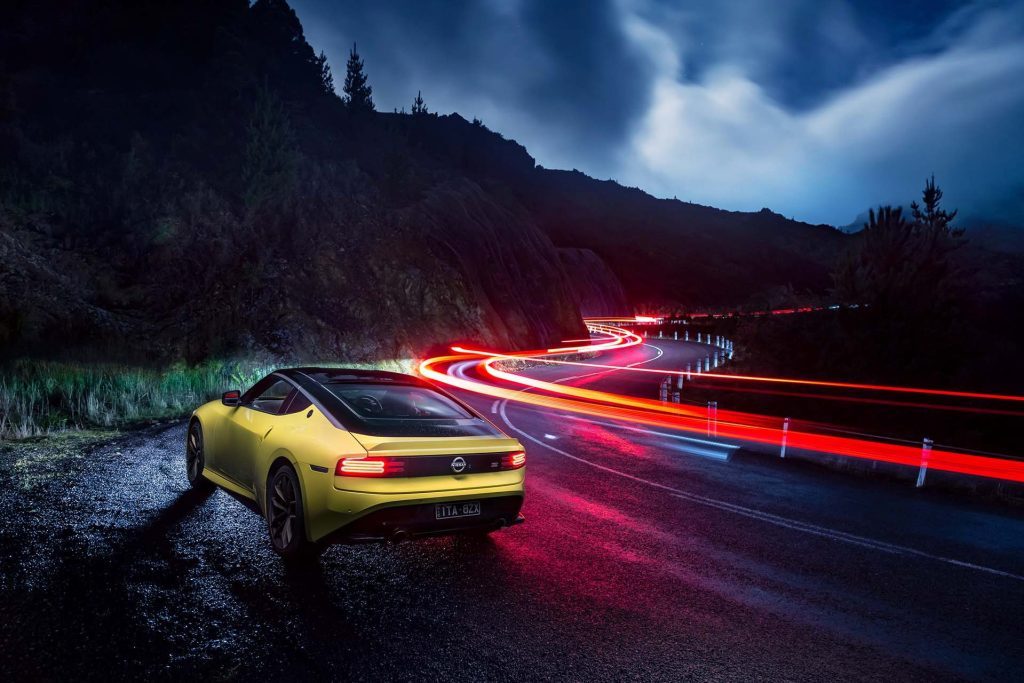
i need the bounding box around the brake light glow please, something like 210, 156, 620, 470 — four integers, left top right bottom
335, 457, 406, 477
500, 451, 526, 470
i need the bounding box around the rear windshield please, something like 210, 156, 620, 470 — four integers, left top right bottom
288, 372, 503, 437
324, 383, 472, 420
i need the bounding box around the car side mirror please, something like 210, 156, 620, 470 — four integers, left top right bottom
222, 390, 241, 407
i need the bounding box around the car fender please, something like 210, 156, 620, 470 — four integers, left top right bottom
253, 407, 367, 537
190, 400, 235, 473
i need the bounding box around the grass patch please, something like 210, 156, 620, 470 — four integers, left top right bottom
0, 358, 413, 441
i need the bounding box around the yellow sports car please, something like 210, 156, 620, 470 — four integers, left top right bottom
186, 368, 526, 558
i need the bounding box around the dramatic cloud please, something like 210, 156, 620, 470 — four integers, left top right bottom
293, 0, 1024, 226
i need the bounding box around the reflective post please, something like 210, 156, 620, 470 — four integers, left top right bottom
676, 372, 684, 390
707, 401, 718, 436
780, 417, 790, 458
686, 363, 692, 380
916, 438, 933, 488
672, 391, 681, 404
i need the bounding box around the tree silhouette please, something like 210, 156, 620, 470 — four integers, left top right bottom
911, 174, 959, 237
314, 50, 334, 95
411, 90, 427, 116
831, 177, 967, 381
834, 206, 913, 312
342, 43, 373, 113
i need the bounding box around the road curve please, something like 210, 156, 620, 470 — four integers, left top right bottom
1, 340, 1023, 680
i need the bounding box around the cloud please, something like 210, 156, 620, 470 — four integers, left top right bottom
292, 0, 1024, 226
291, 0, 652, 172
618, 0, 1024, 224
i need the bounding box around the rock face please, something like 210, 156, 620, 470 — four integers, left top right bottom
558, 248, 630, 317
0, 0, 588, 363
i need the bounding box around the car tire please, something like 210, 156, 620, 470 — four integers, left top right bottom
266, 464, 322, 560
186, 420, 213, 491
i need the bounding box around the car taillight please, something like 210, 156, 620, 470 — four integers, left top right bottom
500, 451, 526, 470
335, 457, 406, 477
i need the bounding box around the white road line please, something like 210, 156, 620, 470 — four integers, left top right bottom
490, 400, 499, 414
498, 400, 1024, 583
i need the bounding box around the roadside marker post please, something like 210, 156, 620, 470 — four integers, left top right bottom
707, 401, 718, 436
780, 417, 790, 458
916, 438, 933, 488
685, 330, 689, 342
686, 363, 692, 380
676, 373, 684, 390
674, 331, 678, 340
672, 391, 681, 404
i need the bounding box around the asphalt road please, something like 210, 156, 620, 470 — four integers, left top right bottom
2, 340, 1023, 681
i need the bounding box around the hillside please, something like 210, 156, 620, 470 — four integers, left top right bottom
380, 112, 848, 311
0, 0, 848, 366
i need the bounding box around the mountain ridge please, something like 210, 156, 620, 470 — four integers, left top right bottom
1, 0, 849, 364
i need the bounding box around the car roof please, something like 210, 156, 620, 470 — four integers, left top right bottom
277, 367, 427, 386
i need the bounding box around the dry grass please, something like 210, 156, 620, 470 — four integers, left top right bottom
0, 358, 412, 440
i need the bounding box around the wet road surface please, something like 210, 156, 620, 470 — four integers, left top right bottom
2, 341, 1024, 681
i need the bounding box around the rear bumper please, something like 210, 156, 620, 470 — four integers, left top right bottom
299, 466, 526, 543
320, 495, 524, 544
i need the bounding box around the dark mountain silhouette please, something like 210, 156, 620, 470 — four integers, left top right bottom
0, 0, 848, 364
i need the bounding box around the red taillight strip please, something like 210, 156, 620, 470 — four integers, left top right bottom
335, 457, 406, 477
335, 451, 525, 477
500, 450, 526, 470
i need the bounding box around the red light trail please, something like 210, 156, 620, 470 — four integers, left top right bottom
419, 320, 1024, 484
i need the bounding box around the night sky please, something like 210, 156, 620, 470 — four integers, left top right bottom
292, 0, 1024, 227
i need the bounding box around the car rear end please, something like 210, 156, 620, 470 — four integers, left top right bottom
288, 369, 526, 544
327, 433, 526, 543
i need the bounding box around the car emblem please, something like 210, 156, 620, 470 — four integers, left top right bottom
451, 456, 467, 473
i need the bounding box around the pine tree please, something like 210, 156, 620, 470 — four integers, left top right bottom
315, 50, 334, 95
342, 43, 374, 113
911, 174, 962, 241
411, 90, 427, 116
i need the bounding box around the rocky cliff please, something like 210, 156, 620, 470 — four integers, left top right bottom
558, 248, 630, 317
0, 0, 851, 366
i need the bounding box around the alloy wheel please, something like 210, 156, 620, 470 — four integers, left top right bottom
186, 423, 203, 482
269, 472, 298, 549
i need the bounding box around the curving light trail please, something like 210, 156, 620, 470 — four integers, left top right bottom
419, 318, 1024, 484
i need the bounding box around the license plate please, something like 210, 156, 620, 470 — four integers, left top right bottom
435, 501, 481, 520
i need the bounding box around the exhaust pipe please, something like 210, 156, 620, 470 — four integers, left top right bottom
389, 529, 410, 544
